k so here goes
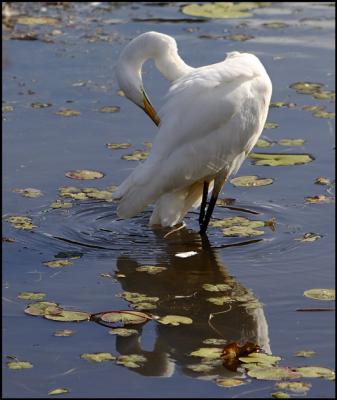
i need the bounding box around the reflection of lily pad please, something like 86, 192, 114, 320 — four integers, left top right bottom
65, 170, 104, 180
108, 328, 138, 337
81, 353, 115, 363
158, 315, 193, 326
135, 265, 167, 274
190, 347, 223, 359
248, 367, 301, 380
290, 82, 323, 94
121, 150, 148, 161
44, 310, 90, 322
276, 381, 311, 393
216, 378, 246, 387
249, 153, 314, 166
7, 361, 33, 370
294, 350, 316, 358
278, 139, 305, 146
116, 354, 147, 368
17, 292, 46, 301
303, 288, 335, 301
295, 366, 335, 380
181, 2, 271, 19
230, 175, 273, 187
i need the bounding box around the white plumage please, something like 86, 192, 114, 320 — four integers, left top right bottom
113, 32, 272, 232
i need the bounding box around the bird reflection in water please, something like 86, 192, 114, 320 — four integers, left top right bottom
112, 228, 271, 379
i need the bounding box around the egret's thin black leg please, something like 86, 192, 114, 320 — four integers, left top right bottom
199, 181, 209, 227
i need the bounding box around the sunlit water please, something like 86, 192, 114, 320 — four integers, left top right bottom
3, 2, 335, 398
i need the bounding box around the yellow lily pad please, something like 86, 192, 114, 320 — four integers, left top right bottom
216, 378, 246, 387
305, 195, 331, 203
158, 315, 193, 326
17, 292, 46, 301
248, 367, 301, 380
135, 265, 167, 274
181, 2, 271, 19
239, 352, 281, 365
271, 392, 290, 399
210, 216, 264, 228
108, 328, 138, 337
53, 329, 75, 337
276, 381, 311, 393
81, 352, 116, 362
116, 354, 147, 368
314, 176, 330, 185
294, 233, 322, 242
263, 22, 289, 28
249, 153, 314, 166
312, 90, 335, 100
65, 170, 104, 180
290, 82, 323, 94
17, 16, 60, 25
86, 190, 113, 201
295, 366, 335, 380
106, 143, 131, 149
50, 200, 73, 209
230, 175, 274, 187
48, 388, 69, 395
302, 105, 325, 112
59, 186, 81, 196
99, 106, 120, 113
190, 347, 223, 359
24, 301, 59, 316
6, 215, 36, 230
101, 311, 149, 325
12, 188, 43, 198
256, 139, 273, 148
303, 288, 335, 300
312, 111, 335, 119
121, 150, 148, 161
294, 350, 316, 358
43, 259, 73, 268
56, 108, 81, 117
44, 310, 90, 322
278, 139, 305, 146
202, 283, 231, 292
7, 361, 33, 370
186, 363, 215, 373
264, 122, 279, 129
207, 296, 232, 305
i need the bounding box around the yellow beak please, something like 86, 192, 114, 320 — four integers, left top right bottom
142, 90, 160, 126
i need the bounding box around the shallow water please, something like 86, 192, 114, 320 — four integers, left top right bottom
2, 2, 335, 398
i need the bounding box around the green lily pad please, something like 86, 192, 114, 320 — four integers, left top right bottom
305, 195, 331, 203
248, 367, 301, 380
12, 188, 43, 198
108, 328, 138, 337
202, 283, 231, 292
17, 16, 60, 25
302, 105, 325, 112
50, 200, 73, 209
203, 338, 227, 345
312, 111, 335, 119
263, 22, 289, 28
278, 139, 305, 146
190, 347, 223, 359
216, 378, 246, 387
249, 153, 314, 166
290, 82, 323, 94
295, 366, 335, 380
264, 122, 279, 129
158, 315, 193, 326
86, 190, 113, 201
314, 176, 330, 185
207, 296, 232, 305
186, 363, 215, 373
135, 265, 167, 274
106, 143, 131, 150
230, 175, 274, 187
276, 381, 311, 393
303, 288, 335, 300
239, 352, 281, 365
44, 310, 90, 322
53, 329, 75, 337
81, 352, 116, 363
294, 350, 316, 358
48, 388, 69, 395
119, 291, 159, 304
312, 90, 335, 100
256, 139, 273, 148
56, 108, 81, 117
294, 233, 322, 242
65, 170, 104, 180
24, 301, 59, 316
99, 106, 120, 113
116, 354, 147, 368
210, 216, 264, 228
271, 392, 290, 399
6, 215, 36, 230
59, 186, 81, 196
7, 361, 33, 370
17, 292, 46, 301
121, 150, 148, 161
43, 259, 73, 268
101, 311, 150, 325
181, 2, 271, 19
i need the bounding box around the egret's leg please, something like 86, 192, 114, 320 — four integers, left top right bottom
199, 181, 209, 227
199, 176, 226, 235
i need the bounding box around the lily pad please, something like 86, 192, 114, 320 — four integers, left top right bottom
295, 233, 322, 242
230, 175, 274, 187
12, 188, 43, 198
276, 381, 311, 393
2, 104, 14, 113
131, 302, 158, 310
256, 139, 273, 148
48, 388, 69, 395
121, 150, 148, 161
186, 363, 215, 373
45, 310, 90, 322
314, 176, 330, 185
270, 102, 296, 108
119, 291, 159, 304
17, 16, 60, 25
86, 190, 113, 201
216, 378, 246, 387
312, 111, 335, 119
24, 301, 59, 317
158, 315, 193, 326
7, 361, 33, 370
31, 102, 52, 109
106, 143, 131, 149
6, 215, 36, 230
116, 354, 147, 368
264, 122, 279, 129
207, 296, 232, 305
290, 82, 323, 94
135, 265, 167, 274
278, 139, 305, 146
99, 106, 120, 113
65, 170, 104, 180
203, 338, 227, 345
312, 90, 335, 100
294, 350, 316, 358
108, 328, 138, 337
248, 367, 301, 380
181, 2, 271, 19
17, 292, 46, 301
239, 352, 281, 365
305, 195, 331, 203
263, 22, 289, 28
249, 153, 314, 166
56, 108, 81, 117
202, 283, 231, 292
81, 352, 116, 363
190, 347, 223, 359
50, 200, 73, 209
59, 186, 81, 196
43, 259, 73, 268
302, 105, 325, 112
210, 216, 264, 228
53, 329, 75, 337
225, 34, 254, 41
271, 392, 290, 399
101, 310, 150, 325
303, 288, 335, 301
295, 366, 335, 380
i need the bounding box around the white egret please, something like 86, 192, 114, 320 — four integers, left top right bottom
113, 31, 272, 234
